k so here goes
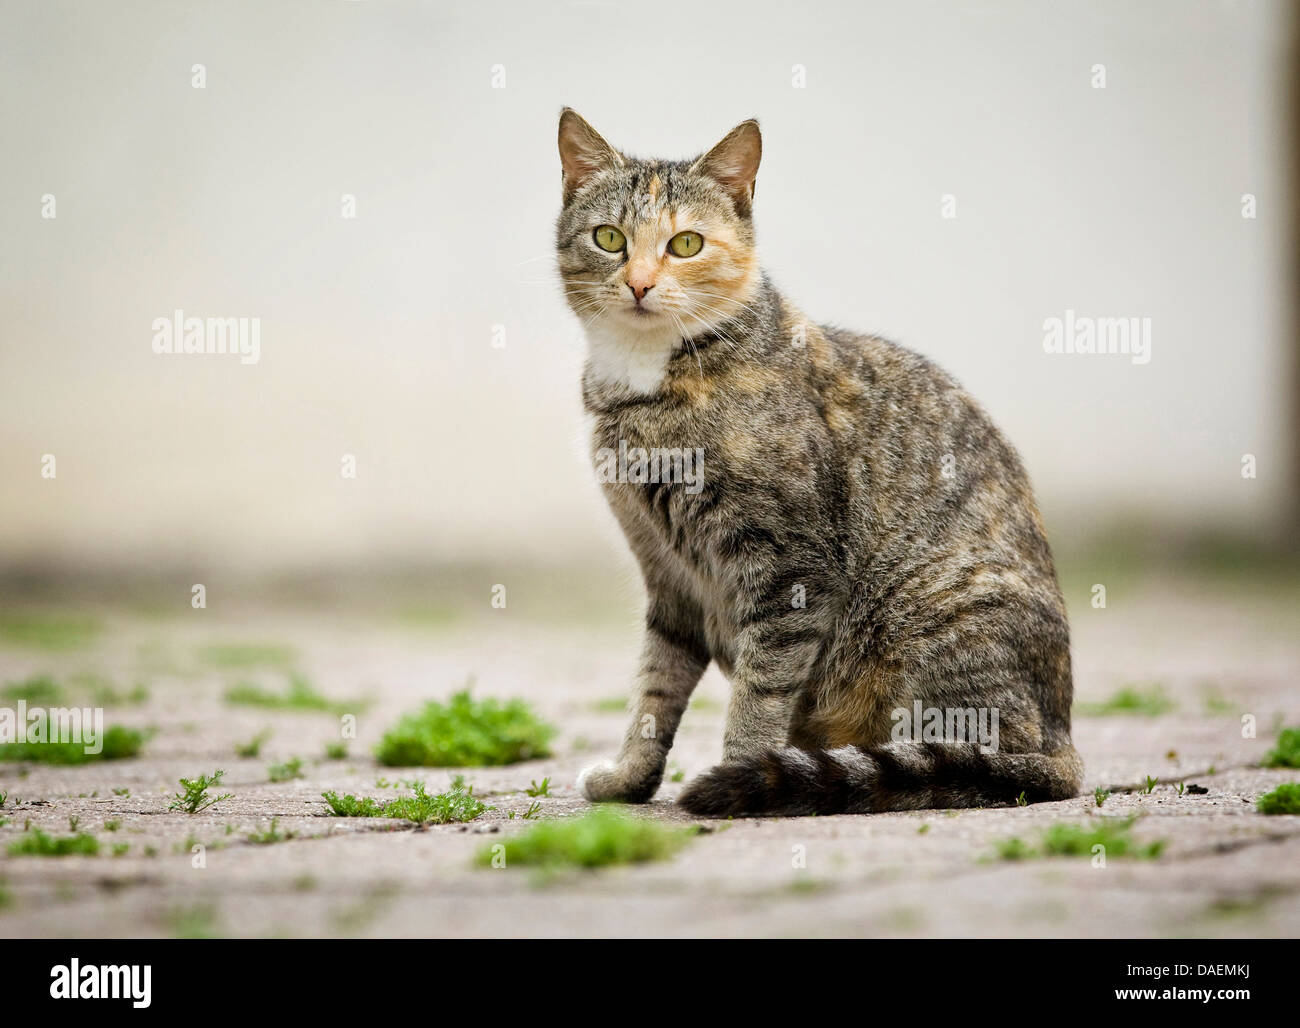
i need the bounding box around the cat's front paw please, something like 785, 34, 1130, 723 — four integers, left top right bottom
576, 759, 660, 803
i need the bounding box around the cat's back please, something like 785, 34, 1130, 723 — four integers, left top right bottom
807, 321, 1058, 589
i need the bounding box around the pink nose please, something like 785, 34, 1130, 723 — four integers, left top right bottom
627, 280, 655, 302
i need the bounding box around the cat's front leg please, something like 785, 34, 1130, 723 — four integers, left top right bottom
578, 595, 709, 803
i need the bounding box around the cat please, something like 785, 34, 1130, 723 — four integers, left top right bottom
557, 109, 1081, 816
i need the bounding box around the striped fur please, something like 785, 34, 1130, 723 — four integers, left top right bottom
558, 110, 1082, 817
677, 743, 1083, 817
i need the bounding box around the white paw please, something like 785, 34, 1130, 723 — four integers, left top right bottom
576, 759, 619, 801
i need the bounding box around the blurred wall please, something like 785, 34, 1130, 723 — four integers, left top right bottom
0, 0, 1292, 576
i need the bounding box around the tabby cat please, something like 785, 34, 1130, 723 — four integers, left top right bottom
557, 109, 1081, 816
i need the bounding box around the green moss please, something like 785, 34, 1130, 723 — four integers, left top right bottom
375, 690, 555, 767
477, 807, 693, 869
992, 816, 1164, 861
1256, 783, 1300, 815
0, 725, 146, 764
0, 612, 101, 652
1076, 685, 1175, 717
1262, 727, 1300, 769
8, 827, 100, 857
322, 777, 488, 825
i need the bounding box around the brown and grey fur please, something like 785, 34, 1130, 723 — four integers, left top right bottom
558, 109, 1081, 817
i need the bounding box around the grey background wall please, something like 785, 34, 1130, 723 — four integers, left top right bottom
1, 0, 1292, 577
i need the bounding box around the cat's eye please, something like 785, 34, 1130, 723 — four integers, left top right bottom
668, 231, 704, 258
593, 225, 626, 252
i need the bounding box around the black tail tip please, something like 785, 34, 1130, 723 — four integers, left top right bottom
677, 762, 758, 818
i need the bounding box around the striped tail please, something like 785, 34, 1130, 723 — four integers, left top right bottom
676, 742, 1082, 817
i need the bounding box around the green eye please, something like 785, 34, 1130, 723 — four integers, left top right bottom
668, 231, 704, 258
593, 225, 626, 252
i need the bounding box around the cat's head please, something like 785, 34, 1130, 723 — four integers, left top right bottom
555, 109, 762, 344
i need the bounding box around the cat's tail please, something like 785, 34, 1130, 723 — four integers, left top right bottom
676, 742, 1082, 817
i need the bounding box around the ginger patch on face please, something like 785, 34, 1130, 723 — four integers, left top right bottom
665, 208, 758, 314
618, 200, 759, 331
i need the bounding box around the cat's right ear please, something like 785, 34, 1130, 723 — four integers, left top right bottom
558, 108, 622, 202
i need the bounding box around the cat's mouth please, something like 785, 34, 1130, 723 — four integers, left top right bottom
617, 303, 665, 324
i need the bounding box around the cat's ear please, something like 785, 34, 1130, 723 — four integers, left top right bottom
692, 119, 762, 214
558, 108, 622, 201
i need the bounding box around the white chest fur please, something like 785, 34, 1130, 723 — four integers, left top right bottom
583, 321, 683, 395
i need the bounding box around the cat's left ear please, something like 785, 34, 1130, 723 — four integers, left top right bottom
692, 119, 762, 214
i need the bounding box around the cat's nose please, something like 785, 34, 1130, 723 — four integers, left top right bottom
627, 280, 655, 303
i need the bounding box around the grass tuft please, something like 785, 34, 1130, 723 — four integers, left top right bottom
1076, 684, 1175, 717
322, 777, 489, 825
477, 807, 693, 870
320, 792, 386, 817
0, 725, 146, 764
168, 770, 233, 815
168, 905, 220, 939
0, 674, 65, 704
993, 816, 1164, 861
87, 680, 151, 707
198, 642, 296, 670
8, 827, 100, 857
1262, 727, 1300, 769
268, 757, 305, 783
1256, 783, 1300, 815
246, 818, 296, 844
234, 730, 271, 758
525, 777, 551, 797
375, 690, 555, 767
224, 675, 358, 715
0, 612, 101, 652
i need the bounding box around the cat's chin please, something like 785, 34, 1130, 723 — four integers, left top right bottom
612, 306, 669, 330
